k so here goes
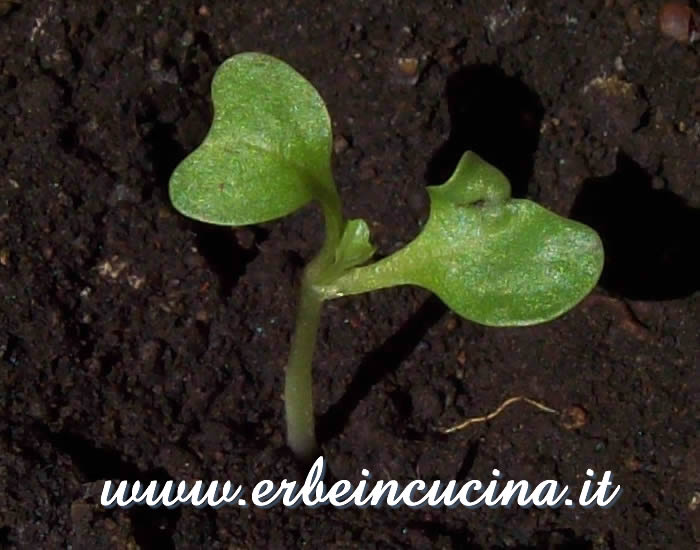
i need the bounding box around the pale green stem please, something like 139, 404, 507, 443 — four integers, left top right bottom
319, 249, 410, 300
283, 185, 341, 461
284, 271, 324, 461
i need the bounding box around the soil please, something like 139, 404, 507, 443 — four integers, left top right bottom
1, 1, 698, 549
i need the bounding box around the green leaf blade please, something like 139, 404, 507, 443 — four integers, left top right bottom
407, 198, 603, 325
330, 152, 604, 326
169, 52, 335, 226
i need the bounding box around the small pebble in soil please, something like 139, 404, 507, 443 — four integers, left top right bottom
583, 74, 636, 98
126, 273, 146, 290
560, 404, 588, 430
614, 55, 626, 72
97, 255, 128, 280
581, 74, 647, 139
333, 135, 350, 154
397, 57, 418, 75
195, 309, 209, 322
395, 57, 420, 86
658, 2, 699, 43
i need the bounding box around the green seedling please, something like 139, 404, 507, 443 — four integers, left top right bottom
169, 52, 604, 461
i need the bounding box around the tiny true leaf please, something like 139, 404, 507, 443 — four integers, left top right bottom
169, 52, 335, 226
334, 219, 376, 272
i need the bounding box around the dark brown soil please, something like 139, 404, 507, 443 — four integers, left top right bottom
1, 1, 698, 549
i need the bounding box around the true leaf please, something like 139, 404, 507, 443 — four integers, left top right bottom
334, 218, 376, 271
169, 52, 335, 226
330, 152, 604, 326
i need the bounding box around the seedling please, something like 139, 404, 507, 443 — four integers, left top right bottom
169, 52, 604, 461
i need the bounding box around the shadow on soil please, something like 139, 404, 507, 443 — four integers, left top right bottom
571, 152, 699, 300
39, 427, 179, 550
318, 295, 447, 444
193, 223, 267, 298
